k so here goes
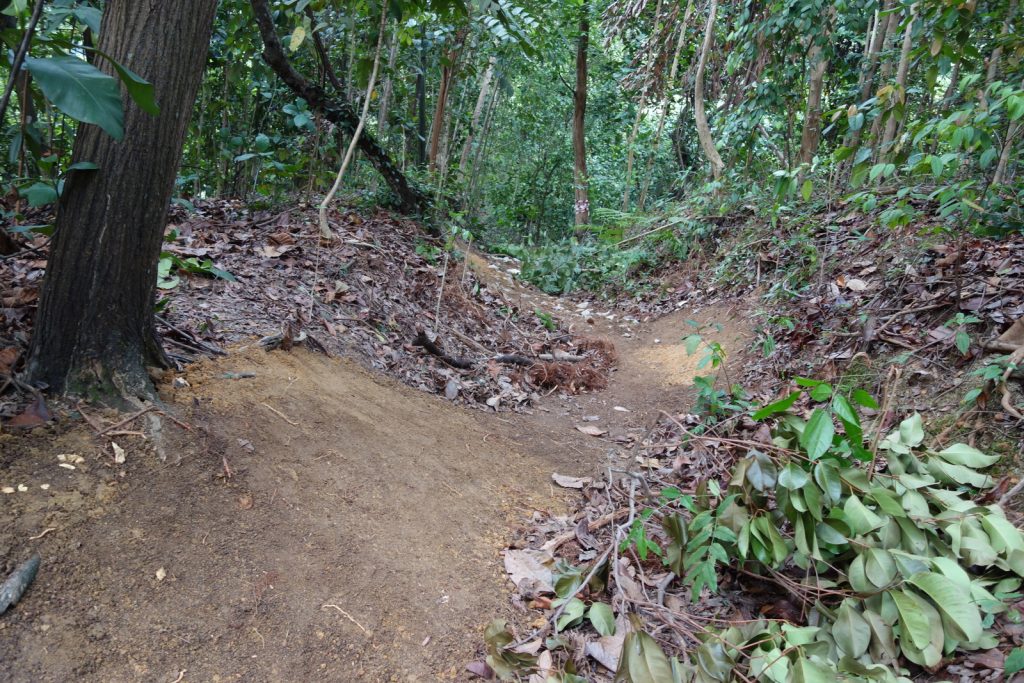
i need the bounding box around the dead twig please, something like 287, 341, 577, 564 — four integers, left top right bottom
321, 604, 371, 636
261, 403, 299, 426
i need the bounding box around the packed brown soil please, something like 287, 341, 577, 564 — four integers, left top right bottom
0, 278, 750, 682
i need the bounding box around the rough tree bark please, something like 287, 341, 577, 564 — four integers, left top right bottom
798, 8, 836, 166
250, 0, 430, 217
694, 0, 725, 181
26, 0, 218, 397
573, 3, 591, 230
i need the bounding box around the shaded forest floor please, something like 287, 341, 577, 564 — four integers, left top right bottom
1, 201, 1023, 681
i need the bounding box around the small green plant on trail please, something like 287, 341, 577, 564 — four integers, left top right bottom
945, 313, 982, 356
683, 323, 750, 424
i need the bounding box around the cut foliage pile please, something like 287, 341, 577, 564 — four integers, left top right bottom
484, 376, 1024, 682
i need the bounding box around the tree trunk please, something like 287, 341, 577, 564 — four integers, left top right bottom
694, 0, 724, 181
638, 0, 693, 210
621, 89, 648, 212
416, 36, 427, 167
377, 30, 400, 142
459, 55, 496, 176
26, 0, 218, 398
250, 0, 429, 217
844, 0, 894, 153
867, 7, 901, 155
428, 28, 467, 172
573, 4, 591, 229
880, 5, 915, 158
986, 0, 1017, 86
798, 8, 835, 166
992, 122, 1020, 187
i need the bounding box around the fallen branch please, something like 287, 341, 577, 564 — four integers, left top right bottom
412, 331, 474, 369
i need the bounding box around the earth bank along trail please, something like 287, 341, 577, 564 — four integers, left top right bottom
0, 256, 749, 682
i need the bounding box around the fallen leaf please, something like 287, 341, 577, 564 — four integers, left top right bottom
0, 347, 19, 374
238, 493, 254, 510
465, 661, 494, 680
503, 548, 554, 594
845, 278, 869, 292
6, 397, 52, 429
112, 442, 126, 464
551, 473, 591, 489
575, 424, 607, 437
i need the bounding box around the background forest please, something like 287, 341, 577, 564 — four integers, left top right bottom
3, 0, 1022, 266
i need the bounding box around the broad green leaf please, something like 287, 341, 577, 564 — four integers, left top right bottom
852, 389, 879, 410
752, 391, 800, 420
833, 600, 871, 658
865, 548, 897, 588
936, 443, 999, 468
889, 589, 931, 650
927, 457, 993, 488
791, 656, 832, 683
746, 451, 777, 491
615, 629, 674, 683
981, 513, 1024, 554
662, 514, 687, 575
25, 56, 124, 139
809, 383, 833, 402
556, 597, 586, 632
587, 602, 615, 637
898, 413, 925, 448
72, 7, 102, 33
801, 179, 812, 201
801, 409, 835, 460
908, 572, 983, 643
19, 182, 57, 207
1006, 647, 1024, 675
831, 394, 859, 427
778, 463, 810, 490
814, 462, 842, 504
683, 334, 702, 355
843, 495, 883, 534
289, 25, 308, 51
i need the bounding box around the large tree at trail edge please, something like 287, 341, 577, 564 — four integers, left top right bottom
25, 0, 219, 398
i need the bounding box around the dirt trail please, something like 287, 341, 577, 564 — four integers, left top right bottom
0, 257, 751, 683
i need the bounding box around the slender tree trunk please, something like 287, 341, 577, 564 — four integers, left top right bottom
694, 0, 724, 180
638, 0, 692, 210
377, 30, 400, 142
844, 0, 893, 153
573, 4, 591, 229
986, 0, 1017, 86
251, 0, 429, 217
26, 0, 218, 397
459, 55, 496, 176
416, 37, 427, 167
428, 28, 467, 172
621, 89, 647, 211
867, 7, 900, 154
798, 8, 835, 166
880, 5, 915, 158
